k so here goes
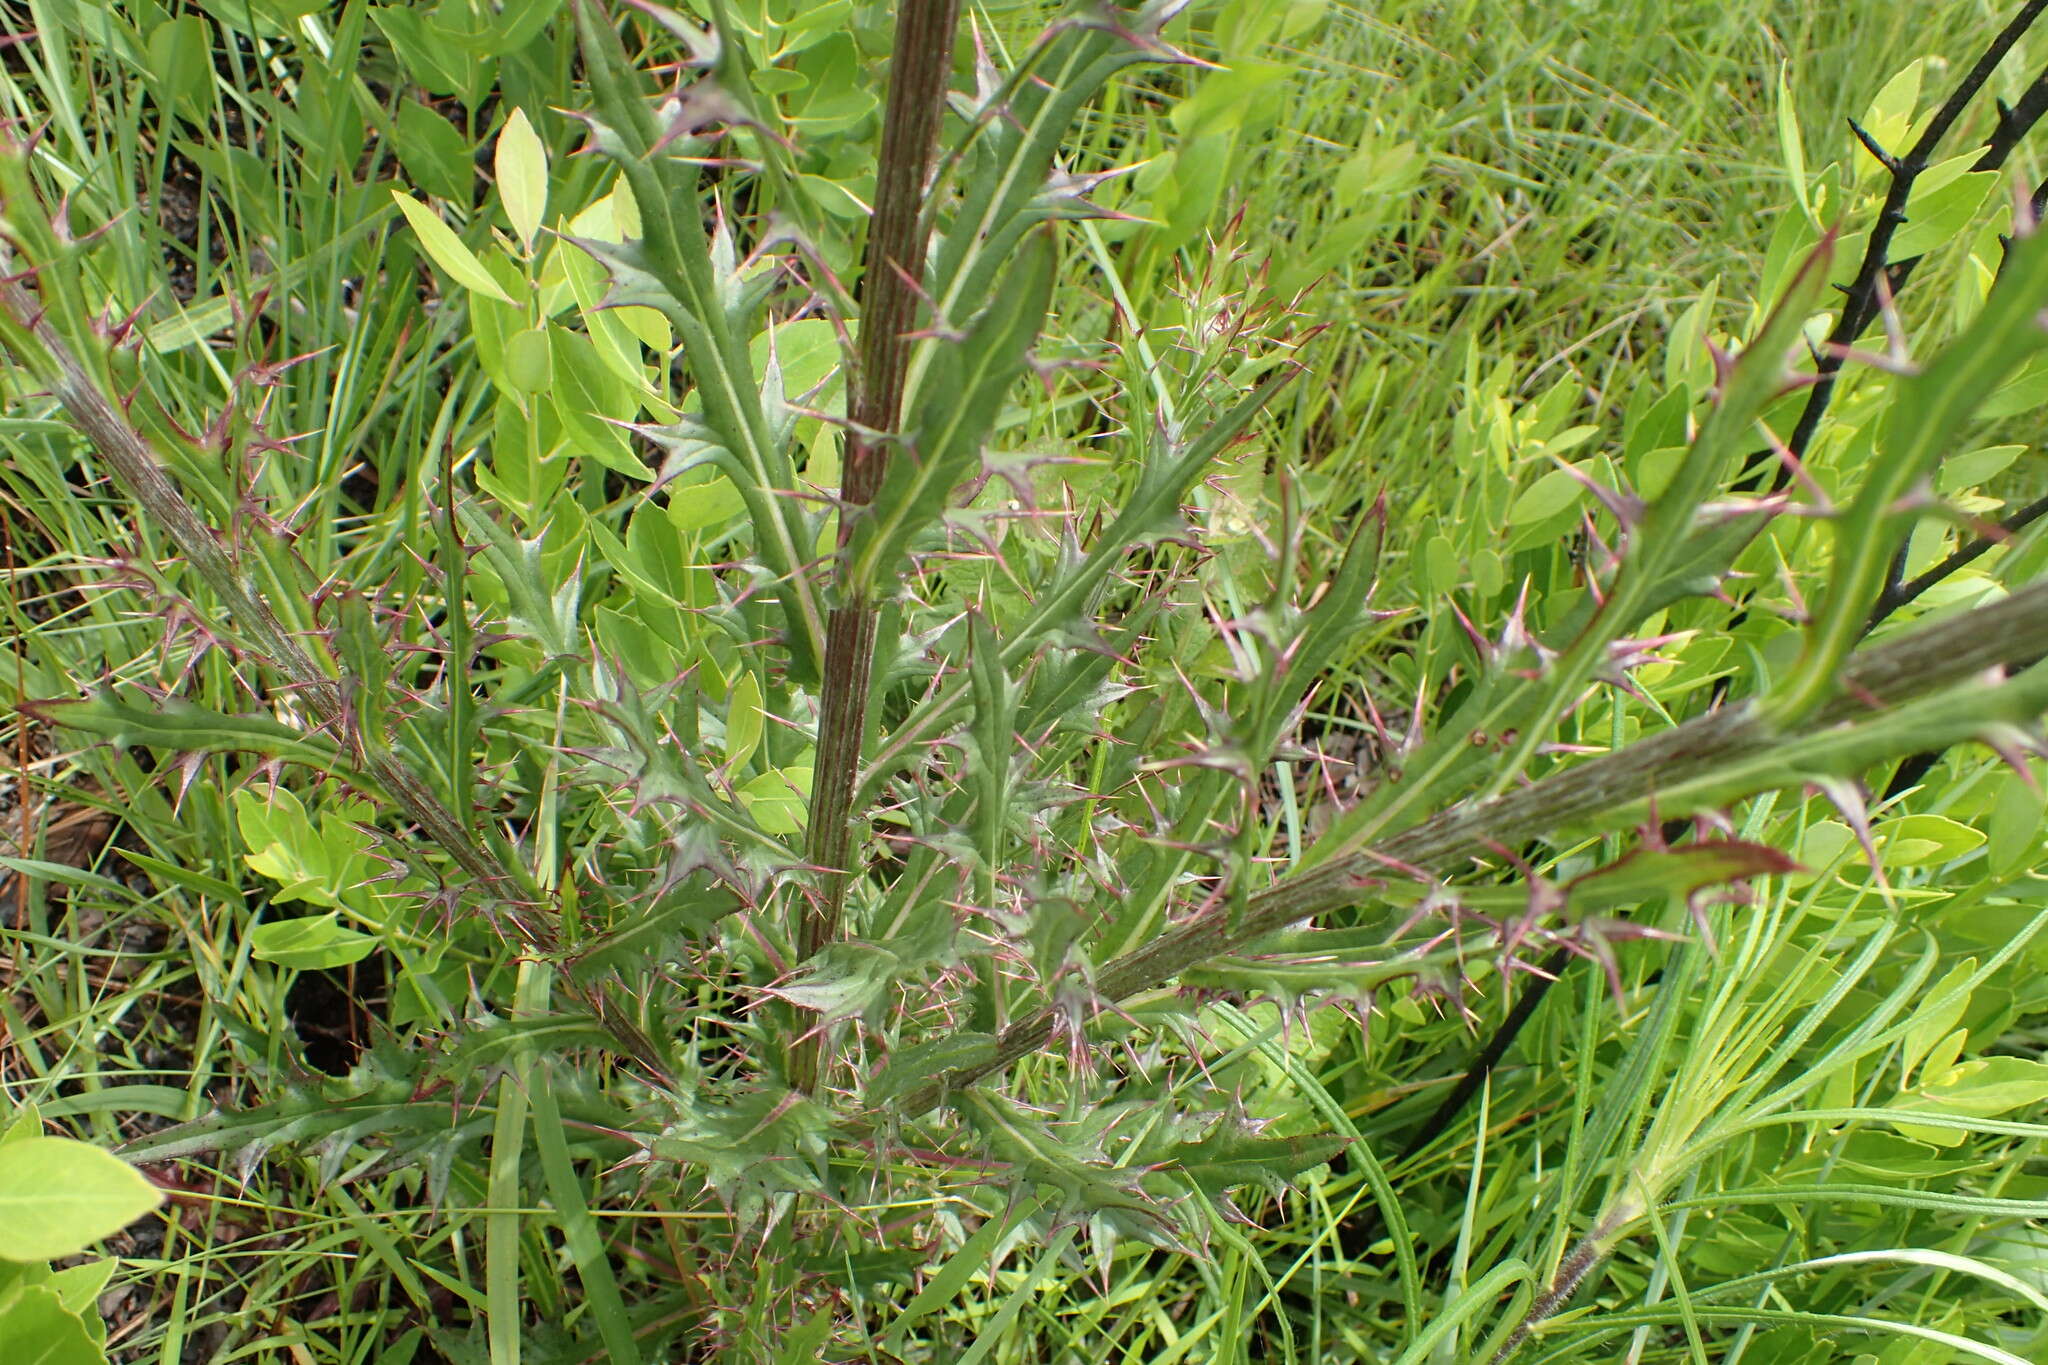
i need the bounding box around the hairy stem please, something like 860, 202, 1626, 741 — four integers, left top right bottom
1490, 1205, 1639, 1362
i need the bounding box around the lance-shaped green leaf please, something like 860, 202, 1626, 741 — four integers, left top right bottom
918, 6, 1162, 380
844, 230, 1057, 597
25, 691, 346, 771
1774, 216, 2048, 722
494, 107, 548, 252
570, 3, 825, 676
390, 192, 517, 303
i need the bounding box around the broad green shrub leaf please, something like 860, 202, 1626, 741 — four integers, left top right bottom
0, 1283, 100, 1365
1776, 62, 1810, 222
1939, 444, 2025, 494
796, 172, 868, 220
1794, 819, 1856, 876
1334, 134, 1422, 203
1893, 157, 1997, 258
1986, 769, 2047, 877
723, 671, 763, 773
1663, 279, 1718, 394
3, 1105, 39, 1145
235, 787, 337, 905
550, 328, 653, 478
750, 318, 845, 413
42, 1259, 117, 1327
232, 790, 406, 918
390, 192, 516, 303
1878, 814, 1985, 867
0, 1138, 162, 1261
1505, 466, 1583, 526
145, 16, 213, 114
1470, 546, 1504, 597
494, 107, 547, 251
248, 913, 378, 971
739, 766, 812, 835
394, 98, 475, 204
1980, 351, 2048, 421
370, 4, 489, 102
1859, 61, 1924, 171
1417, 532, 1458, 594
1899, 959, 1976, 1087
667, 471, 748, 537
503, 326, 553, 393
1895, 1057, 2048, 1147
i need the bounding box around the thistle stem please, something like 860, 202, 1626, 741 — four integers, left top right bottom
795, 0, 962, 1089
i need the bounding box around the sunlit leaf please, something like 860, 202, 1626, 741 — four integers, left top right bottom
390, 191, 516, 302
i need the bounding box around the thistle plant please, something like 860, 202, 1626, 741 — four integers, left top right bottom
7, 1, 2048, 1361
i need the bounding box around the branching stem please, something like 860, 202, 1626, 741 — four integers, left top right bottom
896, 579, 2048, 1111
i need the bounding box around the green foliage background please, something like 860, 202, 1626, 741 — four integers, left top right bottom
5, 1, 2048, 1363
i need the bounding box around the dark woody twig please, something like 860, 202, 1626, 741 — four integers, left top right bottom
1870, 488, 2048, 629
1744, 0, 2048, 496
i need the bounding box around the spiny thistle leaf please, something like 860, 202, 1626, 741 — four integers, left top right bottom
570, 1, 825, 674
649, 1088, 837, 1207
1141, 1113, 1349, 1225
456, 501, 584, 660
1561, 840, 1800, 917
867, 1035, 999, 1113
27, 690, 347, 772
924, 4, 1166, 325
845, 229, 1058, 599
961, 1091, 1182, 1248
